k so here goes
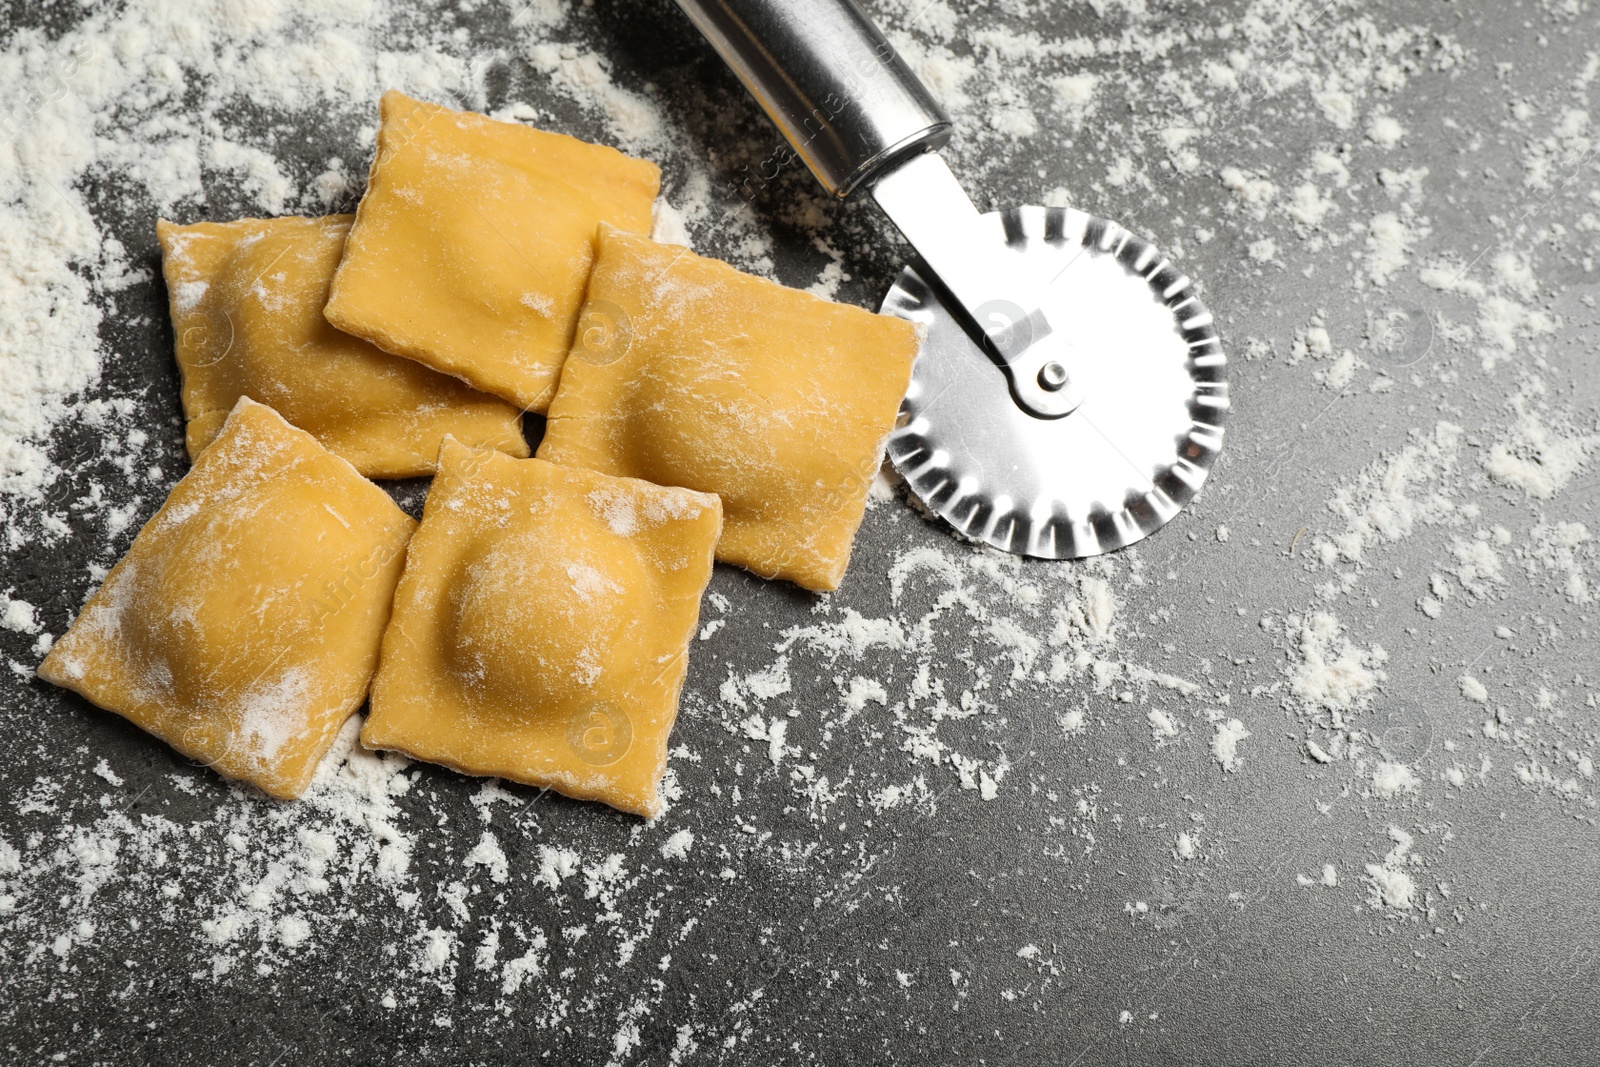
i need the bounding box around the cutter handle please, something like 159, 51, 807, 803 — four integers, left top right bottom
673, 0, 952, 198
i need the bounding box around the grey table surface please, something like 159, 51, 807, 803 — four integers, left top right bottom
2, 0, 1598, 1064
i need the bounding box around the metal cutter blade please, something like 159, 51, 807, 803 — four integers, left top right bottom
882, 207, 1229, 559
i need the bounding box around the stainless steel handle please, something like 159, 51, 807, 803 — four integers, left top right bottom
674, 0, 952, 198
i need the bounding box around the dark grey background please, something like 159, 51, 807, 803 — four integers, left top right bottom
2, 0, 1598, 1064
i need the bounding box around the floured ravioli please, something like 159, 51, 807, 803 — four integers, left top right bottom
38, 398, 415, 799
362, 439, 721, 818
325, 91, 661, 413
538, 226, 921, 591
158, 214, 528, 477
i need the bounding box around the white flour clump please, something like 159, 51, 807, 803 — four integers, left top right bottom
0, 592, 42, 635
659, 829, 694, 860
1210, 720, 1250, 773
1286, 613, 1385, 723
1482, 387, 1599, 499
1364, 211, 1418, 286
1366, 112, 1406, 148
1371, 761, 1420, 797
1363, 826, 1418, 911
1524, 521, 1594, 604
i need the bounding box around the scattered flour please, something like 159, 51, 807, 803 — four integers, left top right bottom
0, 0, 1594, 1043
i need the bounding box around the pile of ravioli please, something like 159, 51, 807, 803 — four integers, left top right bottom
38, 91, 921, 818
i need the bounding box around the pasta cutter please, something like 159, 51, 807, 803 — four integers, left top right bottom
676, 0, 1228, 558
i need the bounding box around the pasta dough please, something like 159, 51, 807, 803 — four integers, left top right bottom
324, 91, 661, 413
362, 439, 721, 818
538, 226, 922, 591
158, 214, 528, 477
37, 398, 416, 799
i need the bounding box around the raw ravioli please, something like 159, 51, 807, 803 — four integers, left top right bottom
538, 226, 921, 591
325, 91, 661, 413
38, 398, 416, 799
158, 214, 528, 477
362, 439, 721, 818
